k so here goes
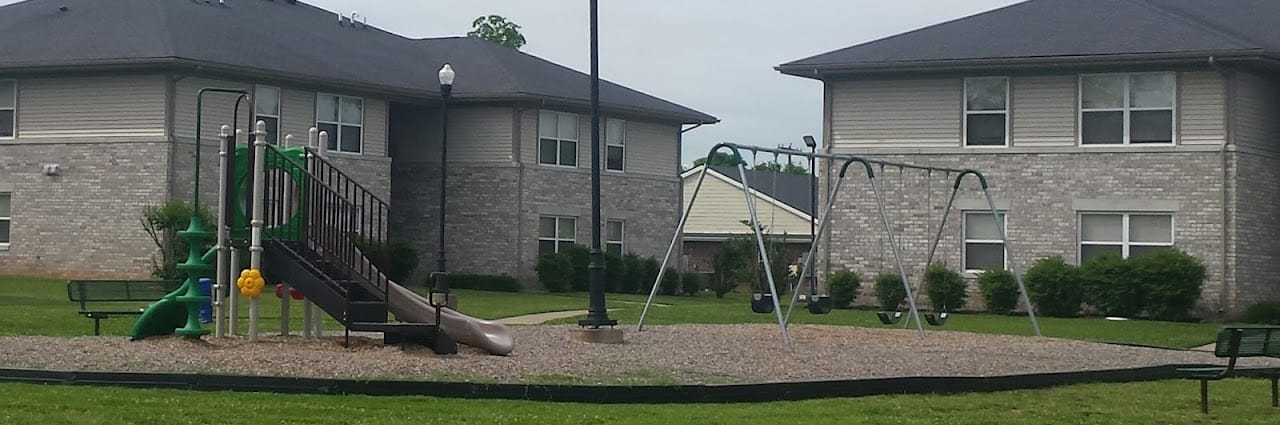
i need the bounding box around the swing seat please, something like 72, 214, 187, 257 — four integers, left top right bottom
750, 293, 774, 314
806, 296, 833, 315
877, 311, 903, 325
925, 312, 949, 326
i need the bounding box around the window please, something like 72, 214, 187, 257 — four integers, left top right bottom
1080, 213, 1173, 263
538, 111, 578, 167
254, 86, 281, 145
606, 118, 625, 171
0, 193, 10, 246
0, 80, 14, 138
538, 216, 576, 256
606, 220, 624, 256
964, 77, 1008, 147
1080, 73, 1175, 145
963, 212, 1005, 271
316, 94, 363, 153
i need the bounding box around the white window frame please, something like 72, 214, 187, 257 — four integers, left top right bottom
1078, 213, 1175, 263
0, 79, 15, 140
0, 192, 11, 249
538, 216, 577, 255
962, 77, 1010, 148
962, 211, 1007, 273
315, 93, 364, 154
538, 111, 579, 168
606, 220, 624, 255
254, 85, 281, 145
606, 118, 626, 172
1078, 72, 1177, 146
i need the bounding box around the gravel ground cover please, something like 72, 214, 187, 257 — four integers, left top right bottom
1, 325, 1273, 385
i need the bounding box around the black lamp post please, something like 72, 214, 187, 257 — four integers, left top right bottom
433, 63, 455, 298
802, 135, 818, 296
580, 0, 617, 329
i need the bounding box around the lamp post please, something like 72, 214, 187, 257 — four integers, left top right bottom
579, 0, 618, 331
802, 135, 818, 296
434, 64, 455, 297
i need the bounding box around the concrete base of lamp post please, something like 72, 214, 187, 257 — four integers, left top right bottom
569, 327, 625, 344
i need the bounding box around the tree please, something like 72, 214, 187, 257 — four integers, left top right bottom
468, 15, 527, 50
752, 161, 809, 175
692, 152, 746, 168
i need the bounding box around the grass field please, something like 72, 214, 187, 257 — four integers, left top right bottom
1, 379, 1276, 424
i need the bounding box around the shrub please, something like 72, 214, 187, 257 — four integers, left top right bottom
603, 251, 625, 293
619, 253, 644, 294
535, 253, 574, 293
1131, 249, 1205, 321
827, 269, 860, 309
681, 272, 704, 296
1242, 301, 1280, 325
977, 267, 1019, 315
141, 200, 215, 280
447, 274, 521, 292
659, 267, 682, 296
560, 244, 592, 292
637, 257, 661, 294
923, 263, 967, 312
353, 237, 419, 283
874, 272, 907, 311
709, 237, 752, 298
1024, 257, 1085, 317
1080, 252, 1142, 317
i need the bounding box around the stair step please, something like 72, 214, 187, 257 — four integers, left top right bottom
349, 322, 439, 333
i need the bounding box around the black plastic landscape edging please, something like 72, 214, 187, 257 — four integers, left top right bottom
0, 364, 1211, 404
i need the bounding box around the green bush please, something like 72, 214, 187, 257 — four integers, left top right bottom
681, 272, 704, 296
603, 251, 625, 293
535, 253, 574, 293
1080, 253, 1142, 317
977, 267, 1019, 315
709, 237, 752, 298
619, 253, 644, 294
637, 257, 661, 294
560, 244, 591, 292
1024, 257, 1085, 317
1242, 301, 1280, 325
141, 200, 215, 280
1131, 249, 1205, 321
659, 267, 682, 296
447, 274, 521, 292
923, 263, 967, 312
874, 272, 907, 311
353, 237, 419, 283
828, 269, 860, 309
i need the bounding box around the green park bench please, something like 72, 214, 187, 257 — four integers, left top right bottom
66, 280, 181, 336
1178, 326, 1280, 413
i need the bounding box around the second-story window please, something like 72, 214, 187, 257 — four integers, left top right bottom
964, 77, 1009, 147
317, 94, 363, 153
0, 80, 15, 138
1081, 73, 1175, 145
539, 111, 578, 167
606, 118, 625, 171
254, 86, 280, 145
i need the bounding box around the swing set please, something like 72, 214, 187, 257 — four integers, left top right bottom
637, 142, 1042, 343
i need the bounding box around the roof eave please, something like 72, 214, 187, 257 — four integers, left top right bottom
776, 50, 1271, 79
453, 92, 718, 125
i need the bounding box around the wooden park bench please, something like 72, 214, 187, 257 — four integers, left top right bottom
66, 280, 180, 336
1178, 326, 1280, 413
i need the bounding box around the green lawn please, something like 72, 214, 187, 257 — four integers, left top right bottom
1, 379, 1276, 424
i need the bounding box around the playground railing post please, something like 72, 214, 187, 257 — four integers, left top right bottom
214, 125, 232, 338
248, 121, 268, 343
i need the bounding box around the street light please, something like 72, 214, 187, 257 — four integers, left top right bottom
432, 64, 455, 302
579, 0, 618, 331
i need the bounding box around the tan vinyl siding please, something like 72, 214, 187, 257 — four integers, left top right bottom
1179, 71, 1227, 145
279, 87, 314, 146
517, 108, 538, 164
16, 75, 166, 138
622, 120, 680, 176
363, 98, 388, 157
173, 77, 250, 142
830, 79, 961, 150
447, 107, 513, 162
1234, 71, 1280, 152
1011, 75, 1076, 147
682, 170, 811, 236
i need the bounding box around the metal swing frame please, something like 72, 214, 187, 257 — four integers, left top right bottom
637, 142, 1042, 343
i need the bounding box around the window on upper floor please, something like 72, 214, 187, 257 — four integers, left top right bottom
606, 118, 626, 171
0, 80, 15, 138
538, 111, 578, 167
1081, 73, 1175, 145
606, 220, 624, 256
317, 93, 363, 153
1079, 213, 1173, 263
254, 86, 281, 145
0, 193, 11, 246
963, 211, 1006, 272
539, 216, 577, 257
964, 77, 1008, 147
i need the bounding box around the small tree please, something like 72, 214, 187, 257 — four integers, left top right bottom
141, 200, 214, 280
709, 235, 752, 298
467, 15, 527, 50
923, 263, 967, 312
977, 267, 1019, 315
874, 272, 907, 311
692, 152, 746, 168
827, 269, 860, 309
1024, 257, 1085, 317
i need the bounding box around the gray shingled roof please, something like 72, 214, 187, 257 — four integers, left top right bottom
779, 0, 1280, 77
706, 165, 815, 217
0, 0, 715, 124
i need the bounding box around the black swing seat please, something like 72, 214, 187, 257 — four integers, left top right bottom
925, 312, 949, 326
806, 296, 833, 315
877, 311, 903, 325
751, 293, 775, 314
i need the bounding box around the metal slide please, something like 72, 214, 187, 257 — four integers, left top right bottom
385, 282, 515, 356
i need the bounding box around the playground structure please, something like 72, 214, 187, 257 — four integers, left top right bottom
639, 142, 1043, 342
130, 89, 513, 355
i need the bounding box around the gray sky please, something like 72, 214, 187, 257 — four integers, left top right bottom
7, 0, 1022, 165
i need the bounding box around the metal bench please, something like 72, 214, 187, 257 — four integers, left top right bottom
66, 280, 180, 336
1178, 326, 1280, 413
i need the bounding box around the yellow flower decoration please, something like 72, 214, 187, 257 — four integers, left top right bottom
237, 269, 266, 299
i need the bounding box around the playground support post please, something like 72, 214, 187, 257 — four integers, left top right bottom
229, 247, 240, 335
783, 173, 850, 326
870, 174, 926, 338
982, 187, 1042, 337
738, 161, 789, 344
248, 121, 268, 342
637, 163, 711, 331
214, 125, 233, 338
